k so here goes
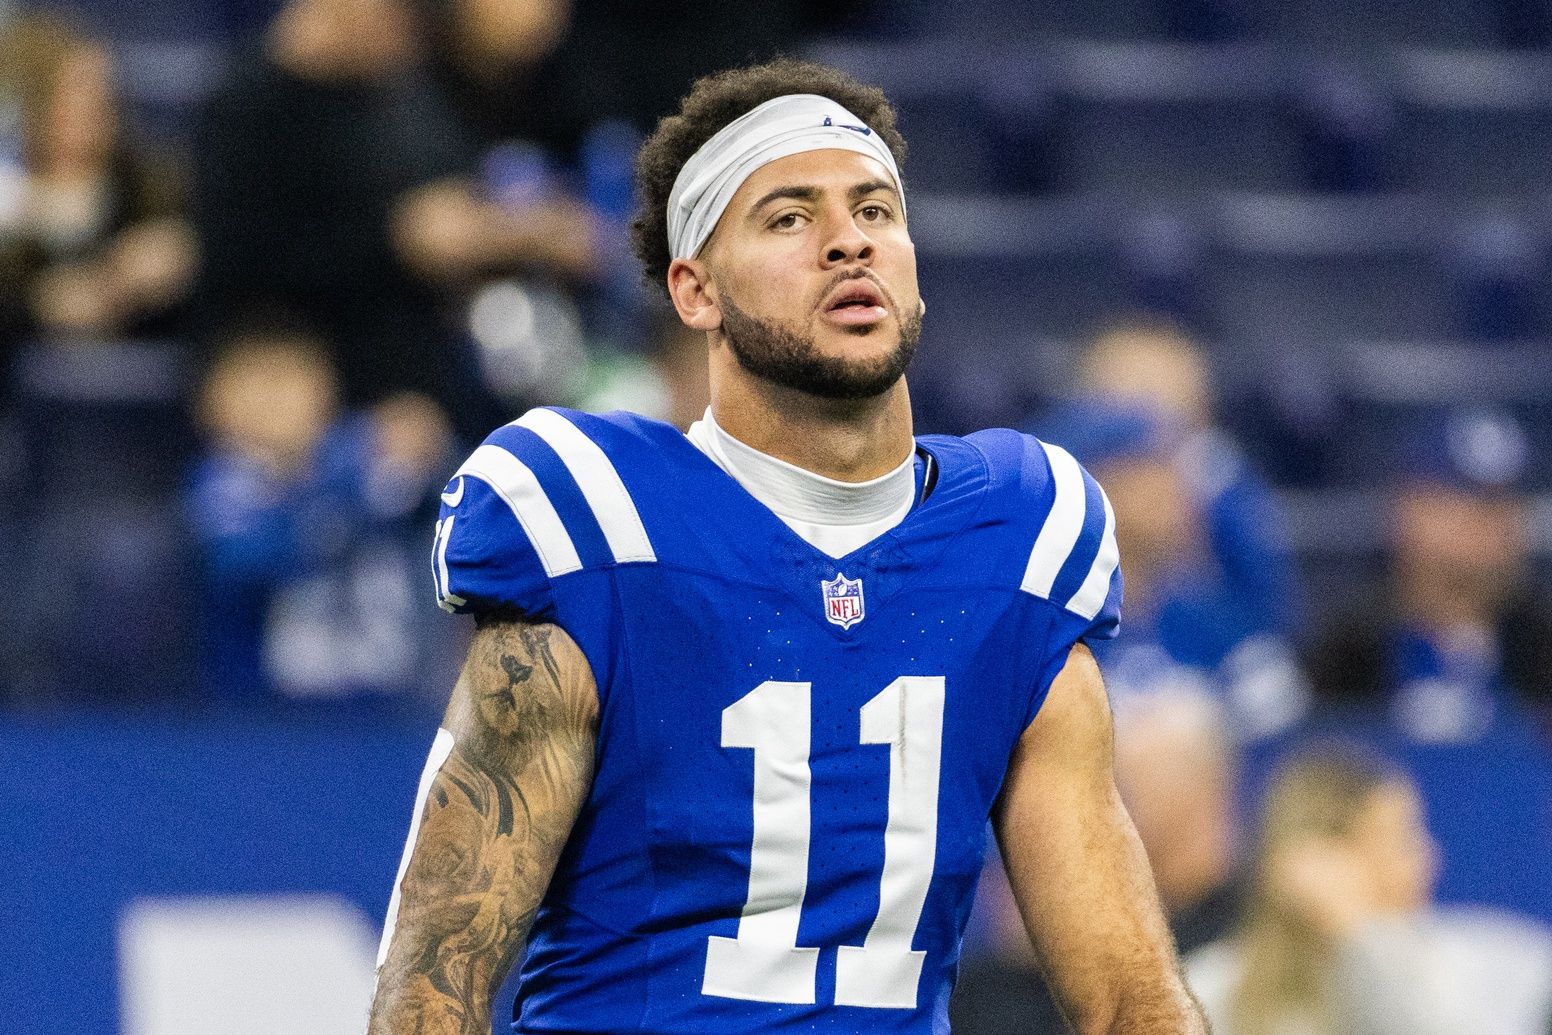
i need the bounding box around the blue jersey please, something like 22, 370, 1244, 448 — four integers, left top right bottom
432, 408, 1122, 1035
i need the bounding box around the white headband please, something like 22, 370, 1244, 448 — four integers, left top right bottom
666, 93, 905, 262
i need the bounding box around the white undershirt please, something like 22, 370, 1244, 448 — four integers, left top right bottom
686, 409, 916, 558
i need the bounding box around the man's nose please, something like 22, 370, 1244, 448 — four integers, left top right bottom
822, 213, 875, 267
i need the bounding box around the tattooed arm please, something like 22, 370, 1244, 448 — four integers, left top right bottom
368, 617, 598, 1035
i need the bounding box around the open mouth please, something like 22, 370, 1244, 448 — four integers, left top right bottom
823, 280, 889, 325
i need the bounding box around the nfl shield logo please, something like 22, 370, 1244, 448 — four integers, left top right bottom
821, 573, 865, 629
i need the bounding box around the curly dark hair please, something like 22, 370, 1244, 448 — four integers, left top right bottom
630, 58, 907, 297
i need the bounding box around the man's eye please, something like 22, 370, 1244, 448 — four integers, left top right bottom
772, 213, 802, 229
859, 204, 888, 221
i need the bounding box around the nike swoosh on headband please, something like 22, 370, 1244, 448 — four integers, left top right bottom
823, 116, 871, 135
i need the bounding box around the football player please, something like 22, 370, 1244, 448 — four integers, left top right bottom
369, 58, 1206, 1035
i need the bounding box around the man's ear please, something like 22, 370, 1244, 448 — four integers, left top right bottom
667, 258, 722, 332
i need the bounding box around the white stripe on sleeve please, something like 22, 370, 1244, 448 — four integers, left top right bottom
1020, 442, 1087, 600
1065, 487, 1119, 621
456, 444, 582, 577
377, 728, 456, 972
516, 409, 656, 564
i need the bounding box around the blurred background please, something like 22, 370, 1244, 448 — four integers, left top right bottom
1, 0, 1550, 1031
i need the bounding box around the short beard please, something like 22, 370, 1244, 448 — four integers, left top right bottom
719, 291, 922, 402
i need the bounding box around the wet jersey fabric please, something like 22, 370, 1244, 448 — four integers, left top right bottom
431, 407, 1122, 1035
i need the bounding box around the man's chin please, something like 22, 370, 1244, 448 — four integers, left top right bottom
812, 313, 898, 349
721, 291, 921, 402
746, 347, 908, 402
808, 329, 907, 372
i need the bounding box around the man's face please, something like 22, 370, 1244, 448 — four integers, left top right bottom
1392, 482, 1529, 606
329, 0, 420, 79
1097, 455, 1199, 577
698, 149, 922, 400
1351, 780, 1439, 912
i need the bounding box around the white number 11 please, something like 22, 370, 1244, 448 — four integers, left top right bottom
702, 676, 946, 1010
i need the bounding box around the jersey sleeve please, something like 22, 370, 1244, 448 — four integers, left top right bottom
429, 419, 586, 619
1017, 437, 1124, 724
431, 461, 556, 619
429, 407, 660, 621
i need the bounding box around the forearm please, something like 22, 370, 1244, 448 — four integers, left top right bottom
369, 620, 597, 1034
1028, 809, 1207, 1035
392, 181, 597, 284
367, 745, 558, 1034
1093, 973, 1207, 1035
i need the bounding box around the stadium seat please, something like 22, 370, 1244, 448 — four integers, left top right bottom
912, 193, 1129, 340
1440, 211, 1550, 341
807, 40, 1064, 192
1388, 47, 1552, 194
1202, 192, 1454, 343
7, 340, 197, 704
1046, 42, 1303, 194
1250, 0, 1504, 48
1289, 63, 1400, 192
11, 339, 195, 497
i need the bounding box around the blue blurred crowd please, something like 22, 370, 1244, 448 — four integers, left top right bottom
2, 0, 1551, 1032
0, 0, 841, 707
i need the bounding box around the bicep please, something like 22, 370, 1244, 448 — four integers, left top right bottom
416, 617, 598, 911
370, 617, 598, 1033
993, 645, 1185, 1031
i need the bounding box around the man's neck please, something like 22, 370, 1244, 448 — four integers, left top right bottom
708, 355, 914, 484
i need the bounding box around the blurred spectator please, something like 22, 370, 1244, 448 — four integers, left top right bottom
1188, 744, 1552, 1035
1044, 323, 1309, 739
420, 0, 581, 163
1074, 321, 1299, 639
405, 0, 855, 228
1114, 690, 1244, 954
1049, 380, 1303, 735
417, 0, 662, 390
0, 14, 196, 363
580, 313, 710, 431
192, 0, 596, 439
548, 0, 866, 141
953, 690, 1244, 1035
414, 0, 874, 363
1306, 409, 1552, 743
187, 324, 457, 708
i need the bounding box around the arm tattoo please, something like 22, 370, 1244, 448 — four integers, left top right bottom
369, 621, 598, 1035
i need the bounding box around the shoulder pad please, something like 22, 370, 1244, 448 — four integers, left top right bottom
431, 407, 657, 615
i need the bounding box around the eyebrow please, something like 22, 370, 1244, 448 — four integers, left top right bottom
848, 179, 899, 203
749, 185, 819, 213
748, 179, 900, 215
